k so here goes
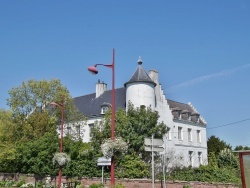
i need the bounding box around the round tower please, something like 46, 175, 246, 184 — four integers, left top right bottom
124, 57, 156, 110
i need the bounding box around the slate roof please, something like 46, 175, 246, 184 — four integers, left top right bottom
74, 88, 205, 125
74, 87, 126, 117
167, 99, 206, 125
124, 60, 156, 87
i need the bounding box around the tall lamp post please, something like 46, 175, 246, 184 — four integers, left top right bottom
88, 49, 115, 186
51, 101, 65, 188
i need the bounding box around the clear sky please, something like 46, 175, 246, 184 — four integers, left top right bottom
0, 0, 250, 148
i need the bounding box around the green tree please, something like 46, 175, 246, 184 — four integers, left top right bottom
0, 110, 18, 172
2, 79, 85, 174
207, 135, 231, 156
16, 132, 59, 175
234, 145, 250, 151
218, 148, 239, 169
92, 103, 168, 156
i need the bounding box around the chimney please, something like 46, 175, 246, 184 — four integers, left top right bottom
96, 79, 107, 98
148, 69, 159, 85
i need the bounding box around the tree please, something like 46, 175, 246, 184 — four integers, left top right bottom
1, 79, 85, 174
218, 148, 239, 169
207, 135, 231, 156
0, 110, 17, 172
92, 103, 168, 156
234, 145, 250, 151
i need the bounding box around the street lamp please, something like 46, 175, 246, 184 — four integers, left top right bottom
51, 101, 65, 188
88, 49, 115, 186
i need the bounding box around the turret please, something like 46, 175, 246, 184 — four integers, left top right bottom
124, 57, 156, 110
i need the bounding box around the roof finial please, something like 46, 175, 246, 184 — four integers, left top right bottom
137, 56, 143, 65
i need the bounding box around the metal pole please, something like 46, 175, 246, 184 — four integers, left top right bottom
102, 166, 104, 184
152, 134, 154, 188
110, 49, 115, 187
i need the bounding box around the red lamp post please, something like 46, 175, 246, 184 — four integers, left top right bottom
51, 101, 65, 188
88, 49, 115, 186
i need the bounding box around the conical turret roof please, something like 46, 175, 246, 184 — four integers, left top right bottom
124, 57, 156, 87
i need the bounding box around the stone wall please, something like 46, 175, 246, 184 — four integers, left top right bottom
0, 173, 240, 188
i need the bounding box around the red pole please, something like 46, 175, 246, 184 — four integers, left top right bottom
110, 48, 115, 186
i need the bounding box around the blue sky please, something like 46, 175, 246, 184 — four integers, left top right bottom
0, 0, 250, 148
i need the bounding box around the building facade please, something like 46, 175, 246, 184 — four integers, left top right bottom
73, 58, 208, 168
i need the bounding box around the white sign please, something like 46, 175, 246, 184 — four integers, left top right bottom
145, 145, 164, 152
97, 157, 111, 166
144, 138, 164, 146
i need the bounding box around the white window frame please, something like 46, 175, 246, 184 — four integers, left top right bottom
188, 128, 192, 142
197, 130, 201, 143
189, 151, 193, 166
198, 152, 202, 165
178, 126, 183, 140
167, 128, 172, 140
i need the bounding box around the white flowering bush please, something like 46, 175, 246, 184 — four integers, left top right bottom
101, 137, 128, 158
52, 152, 71, 166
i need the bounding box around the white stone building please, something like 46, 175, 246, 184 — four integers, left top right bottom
73, 58, 207, 168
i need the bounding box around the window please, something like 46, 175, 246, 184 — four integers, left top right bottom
66, 125, 71, 135
189, 151, 193, 166
101, 106, 110, 114
178, 127, 183, 140
198, 152, 202, 165
76, 124, 81, 138
167, 128, 172, 140
188, 128, 192, 142
197, 130, 201, 143
89, 123, 94, 137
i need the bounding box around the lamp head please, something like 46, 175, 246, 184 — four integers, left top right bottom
51, 102, 58, 107
88, 66, 98, 74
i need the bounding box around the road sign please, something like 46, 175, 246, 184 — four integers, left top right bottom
144, 138, 164, 146
97, 157, 111, 166
145, 145, 164, 152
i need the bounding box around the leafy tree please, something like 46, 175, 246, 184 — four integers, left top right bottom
0, 110, 17, 172
16, 132, 59, 176
116, 153, 150, 178
91, 103, 168, 157
234, 145, 250, 151
218, 148, 239, 169
207, 135, 231, 156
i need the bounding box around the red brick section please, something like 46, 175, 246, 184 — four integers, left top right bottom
80, 178, 240, 188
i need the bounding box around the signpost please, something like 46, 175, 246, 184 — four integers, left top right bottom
144, 135, 164, 188
97, 157, 111, 184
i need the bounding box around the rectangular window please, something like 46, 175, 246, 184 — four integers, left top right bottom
188, 128, 192, 142
189, 151, 193, 166
89, 123, 94, 137
66, 125, 71, 135
198, 152, 202, 165
167, 128, 172, 140
197, 130, 201, 143
76, 125, 81, 139
178, 127, 183, 140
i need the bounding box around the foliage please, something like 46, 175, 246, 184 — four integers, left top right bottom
234, 145, 250, 151
169, 165, 241, 185
89, 183, 104, 188
116, 153, 150, 178
52, 152, 71, 166
207, 135, 231, 157
91, 102, 168, 159
16, 132, 58, 175
207, 152, 218, 169
218, 148, 239, 169
101, 137, 128, 158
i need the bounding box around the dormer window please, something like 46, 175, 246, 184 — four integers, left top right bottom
100, 103, 111, 114
181, 110, 191, 121
191, 112, 200, 123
